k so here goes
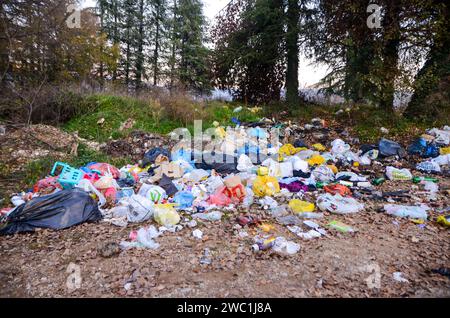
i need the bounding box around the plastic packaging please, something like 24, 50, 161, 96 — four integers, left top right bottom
174, 191, 195, 209
192, 229, 203, 239
271, 237, 301, 255
327, 220, 355, 233
331, 139, 350, 156
127, 194, 155, 222
385, 166, 413, 180
252, 176, 280, 197
288, 199, 315, 214
120, 226, 160, 250
383, 204, 428, 220
316, 193, 364, 214
311, 165, 335, 182
237, 154, 254, 172
138, 184, 167, 203
192, 211, 223, 221
379, 138, 406, 158
153, 204, 180, 226
307, 154, 325, 166
416, 161, 441, 173
287, 225, 322, 239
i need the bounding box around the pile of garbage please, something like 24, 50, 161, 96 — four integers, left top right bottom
1, 120, 449, 257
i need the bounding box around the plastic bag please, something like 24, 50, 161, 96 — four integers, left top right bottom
316, 193, 364, 214
407, 138, 439, 158
237, 154, 254, 172
331, 139, 350, 155
76, 179, 106, 207
384, 204, 428, 220
288, 157, 309, 172
205, 175, 224, 193
378, 138, 406, 158
252, 176, 280, 197
0, 189, 102, 235
307, 154, 325, 166
86, 162, 121, 179
279, 161, 294, 178
142, 148, 171, 167
192, 211, 223, 221
288, 199, 315, 214
385, 166, 413, 180
127, 194, 155, 222
272, 237, 300, 255
184, 169, 209, 182
416, 161, 441, 173
207, 187, 232, 206
120, 226, 160, 250
311, 165, 335, 182
138, 184, 167, 203
153, 204, 180, 226
174, 191, 195, 209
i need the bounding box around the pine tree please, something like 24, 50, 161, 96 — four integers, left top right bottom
177, 0, 211, 93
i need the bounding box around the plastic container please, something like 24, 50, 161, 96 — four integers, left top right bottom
50, 162, 84, 189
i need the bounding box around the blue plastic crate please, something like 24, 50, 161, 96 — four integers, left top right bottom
50, 162, 84, 189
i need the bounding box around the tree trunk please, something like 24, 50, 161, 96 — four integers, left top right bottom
380, 0, 401, 112
135, 0, 144, 89
405, 1, 450, 118
153, 3, 161, 86
285, 0, 300, 106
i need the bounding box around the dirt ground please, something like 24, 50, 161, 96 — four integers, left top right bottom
0, 123, 449, 298
1, 179, 449, 298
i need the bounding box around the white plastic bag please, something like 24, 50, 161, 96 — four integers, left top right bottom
386, 166, 413, 180
384, 204, 428, 220
331, 139, 350, 156
237, 154, 254, 172
312, 165, 335, 182
272, 237, 300, 255
316, 193, 364, 214
127, 194, 155, 222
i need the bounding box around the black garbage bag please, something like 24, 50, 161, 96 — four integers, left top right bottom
142, 147, 171, 167
378, 138, 406, 158
360, 144, 378, 155
0, 189, 102, 235
158, 174, 179, 196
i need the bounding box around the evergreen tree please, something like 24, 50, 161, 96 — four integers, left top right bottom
177, 0, 211, 93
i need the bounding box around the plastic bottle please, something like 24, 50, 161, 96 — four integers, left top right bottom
412, 176, 438, 183
372, 177, 386, 185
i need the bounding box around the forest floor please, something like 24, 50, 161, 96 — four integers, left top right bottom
0, 99, 449, 298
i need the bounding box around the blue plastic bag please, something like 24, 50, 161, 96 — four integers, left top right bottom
174, 191, 195, 209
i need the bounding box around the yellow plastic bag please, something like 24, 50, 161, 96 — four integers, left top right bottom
288, 199, 315, 214
437, 215, 450, 227
440, 147, 450, 155
153, 204, 180, 226
307, 154, 325, 166
278, 144, 302, 160
257, 166, 269, 176
312, 143, 326, 151
327, 164, 338, 174
252, 176, 280, 197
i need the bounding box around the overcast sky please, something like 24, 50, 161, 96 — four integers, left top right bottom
81, 0, 327, 87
